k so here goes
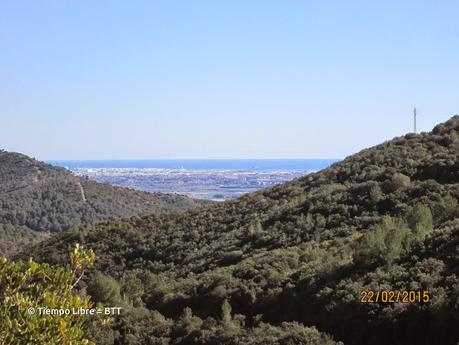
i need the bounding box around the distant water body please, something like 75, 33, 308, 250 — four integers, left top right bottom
47, 159, 338, 171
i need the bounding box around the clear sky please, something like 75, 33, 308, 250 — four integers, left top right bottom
1, 1, 458, 160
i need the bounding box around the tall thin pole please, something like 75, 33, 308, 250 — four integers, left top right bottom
413, 108, 417, 133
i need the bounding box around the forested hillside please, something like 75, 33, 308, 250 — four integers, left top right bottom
0, 151, 202, 257
21, 116, 459, 345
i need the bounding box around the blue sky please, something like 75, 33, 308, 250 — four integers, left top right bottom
1, 1, 458, 160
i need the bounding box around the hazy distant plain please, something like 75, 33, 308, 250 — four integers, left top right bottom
49, 160, 336, 200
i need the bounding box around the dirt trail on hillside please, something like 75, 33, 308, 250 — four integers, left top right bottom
76, 180, 86, 202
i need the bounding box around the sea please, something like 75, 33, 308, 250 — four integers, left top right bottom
47, 159, 337, 170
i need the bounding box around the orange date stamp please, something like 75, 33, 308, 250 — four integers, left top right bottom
360, 290, 430, 303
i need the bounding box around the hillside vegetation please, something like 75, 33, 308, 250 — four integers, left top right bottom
21, 116, 459, 344
0, 151, 202, 256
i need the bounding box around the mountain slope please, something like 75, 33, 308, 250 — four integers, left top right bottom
0, 151, 202, 256
21, 116, 459, 345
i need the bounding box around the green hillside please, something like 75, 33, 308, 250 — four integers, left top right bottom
20, 116, 459, 344
0, 151, 202, 257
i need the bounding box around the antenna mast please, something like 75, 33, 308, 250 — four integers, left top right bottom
413, 108, 417, 133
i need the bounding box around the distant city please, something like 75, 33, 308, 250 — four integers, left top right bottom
49, 160, 337, 201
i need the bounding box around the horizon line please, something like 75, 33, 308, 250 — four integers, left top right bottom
45, 157, 342, 162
